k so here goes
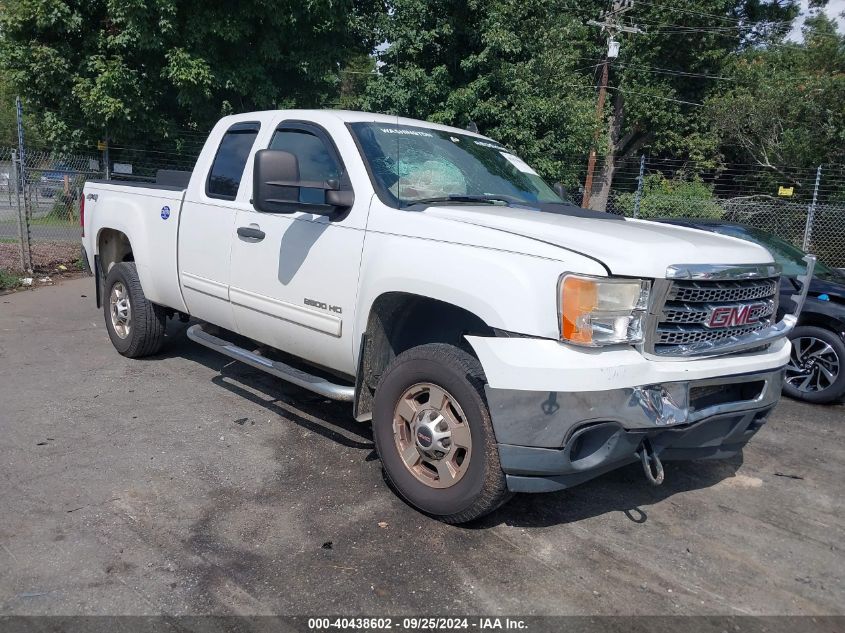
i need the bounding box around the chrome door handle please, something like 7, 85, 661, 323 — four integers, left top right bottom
237, 226, 265, 240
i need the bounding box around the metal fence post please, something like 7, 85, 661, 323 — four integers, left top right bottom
10, 150, 29, 272
802, 165, 822, 252
15, 96, 34, 272
632, 154, 645, 218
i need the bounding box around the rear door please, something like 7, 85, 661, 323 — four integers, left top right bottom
178, 121, 261, 330
228, 120, 367, 375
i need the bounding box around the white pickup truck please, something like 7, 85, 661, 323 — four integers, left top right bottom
80, 110, 813, 523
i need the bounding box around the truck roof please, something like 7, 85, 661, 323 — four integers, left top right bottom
217, 109, 493, 140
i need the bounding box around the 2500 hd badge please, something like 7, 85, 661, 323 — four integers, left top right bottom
305, 297, 342, 314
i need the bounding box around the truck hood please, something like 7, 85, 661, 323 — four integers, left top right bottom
422, 205, 775, 278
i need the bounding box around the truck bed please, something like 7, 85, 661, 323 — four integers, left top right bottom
88, 168, 192, 191
83, 178, 188, 314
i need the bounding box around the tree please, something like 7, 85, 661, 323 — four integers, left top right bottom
0, 0, 381, 151
359, 0, 805, 205
584, 0, 802, 210
0, 68, 44, 149
358, 0, 600, 188
704, 12, 845, 184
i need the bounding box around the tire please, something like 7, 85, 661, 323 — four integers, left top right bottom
103, 262, 167, 358
372, 343, 511, 523
783, 325, 845, 404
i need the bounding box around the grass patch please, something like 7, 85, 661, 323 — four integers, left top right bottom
31, 215, 76, 227
0, 268, 21, 290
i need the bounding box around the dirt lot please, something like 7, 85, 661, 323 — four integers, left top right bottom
0, 239, 79, 275
0, 277, 843, 618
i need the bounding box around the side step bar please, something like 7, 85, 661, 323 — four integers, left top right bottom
186, 323, 355, 402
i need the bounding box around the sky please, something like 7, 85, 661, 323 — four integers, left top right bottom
787, 0, 845, 41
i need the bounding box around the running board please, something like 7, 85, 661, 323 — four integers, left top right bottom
186, 324, 355, 402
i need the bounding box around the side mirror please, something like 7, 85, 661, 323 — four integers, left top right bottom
326, 188, 355, 208
553, 182, 569, 201
253, 149, 301, 214
252, 149, 354, 215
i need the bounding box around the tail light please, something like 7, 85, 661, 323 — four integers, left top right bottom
80, 193, 85, 237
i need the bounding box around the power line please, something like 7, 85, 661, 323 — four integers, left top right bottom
610, 61, 735, 81
629, 16, 789, 35
642, 25, 788, 34
607, 86, 703, 107
534, 80, 705, 107
569, 55, 731, 81
633, 0, 790, 27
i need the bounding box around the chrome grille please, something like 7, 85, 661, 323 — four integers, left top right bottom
667, 279, 778, 303
662, 301, 775, 325
657, 322, 768, 346
647, 274, 781, 357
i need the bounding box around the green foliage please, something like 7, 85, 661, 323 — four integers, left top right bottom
0, 0, 382, 150
358, 0, 804, 188
357, 0, 599, 185
615, 173, 724, 219
0, 69, 44, 147
0, 0, 840, 198
704, 14, 845, 174
0, 268, 21, 290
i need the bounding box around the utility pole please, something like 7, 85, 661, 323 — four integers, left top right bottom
582, 0, 643, 209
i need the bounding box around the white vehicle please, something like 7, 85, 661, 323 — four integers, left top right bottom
80, 110, 813, 523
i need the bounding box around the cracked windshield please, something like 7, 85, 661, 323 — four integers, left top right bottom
349, 122, 564, 208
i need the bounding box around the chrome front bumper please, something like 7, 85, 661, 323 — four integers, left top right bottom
486, 367, 785, 493
486, 367, 784, 448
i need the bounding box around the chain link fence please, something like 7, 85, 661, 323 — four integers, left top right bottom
1, 144, 198, 277
585, 156, 845, 268
2, 139, 844, 279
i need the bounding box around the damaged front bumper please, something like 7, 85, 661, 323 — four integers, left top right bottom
486, 367, 783, 493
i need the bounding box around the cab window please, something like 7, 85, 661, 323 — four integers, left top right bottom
207, 122, 261, 200
269, 129, 342, 204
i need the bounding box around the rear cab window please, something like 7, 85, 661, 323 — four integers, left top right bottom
206, 122, 261, 200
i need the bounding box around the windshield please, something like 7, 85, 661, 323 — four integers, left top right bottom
349, 122, 564, 208
712, 224, 838, 278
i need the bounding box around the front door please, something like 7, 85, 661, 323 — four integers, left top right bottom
228, 122, 367, 376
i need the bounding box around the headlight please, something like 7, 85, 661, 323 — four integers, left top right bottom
559, 274, 650, 346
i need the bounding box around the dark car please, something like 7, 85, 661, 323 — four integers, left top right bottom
659, 220, 845, 404
39, 163, 75, 199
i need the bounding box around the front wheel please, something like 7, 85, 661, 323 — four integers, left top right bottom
372, 343, 511, 523
783, 325, 845, 404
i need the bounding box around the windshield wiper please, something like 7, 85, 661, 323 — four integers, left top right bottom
405, 194, 517, 208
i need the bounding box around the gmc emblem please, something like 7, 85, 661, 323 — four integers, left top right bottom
706, 303, 769, 329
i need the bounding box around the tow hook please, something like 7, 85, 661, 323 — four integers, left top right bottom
638, 438, 664, 486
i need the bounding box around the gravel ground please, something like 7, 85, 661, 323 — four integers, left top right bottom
0, 277, 843, 621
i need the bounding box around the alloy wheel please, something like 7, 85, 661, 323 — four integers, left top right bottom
109, 281, 132, 340
785, 336, 840, 394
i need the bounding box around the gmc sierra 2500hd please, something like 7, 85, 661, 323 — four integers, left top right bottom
81, 110, 813, 523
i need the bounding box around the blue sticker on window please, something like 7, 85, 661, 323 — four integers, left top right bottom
818, 293, 830, 301
161, 205, 170, 220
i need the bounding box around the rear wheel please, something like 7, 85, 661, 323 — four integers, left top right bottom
784, 325, 845, 404
103, 262, 167, 358
372, 343, 511, 523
